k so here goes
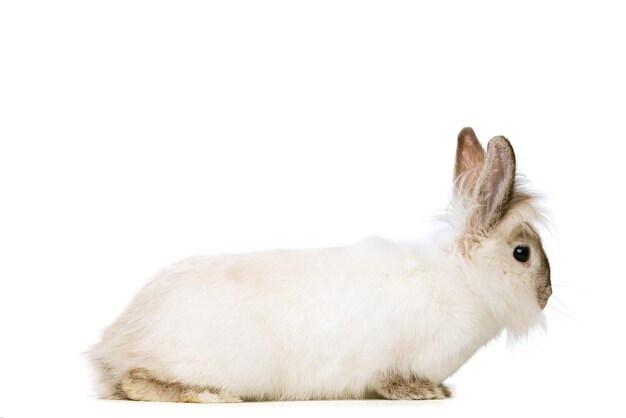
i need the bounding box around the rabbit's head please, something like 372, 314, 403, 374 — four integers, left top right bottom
451, 128, 552, 316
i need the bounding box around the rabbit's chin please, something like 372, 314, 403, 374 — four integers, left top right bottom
504, 293, 547, 344
480, 270, 546, 344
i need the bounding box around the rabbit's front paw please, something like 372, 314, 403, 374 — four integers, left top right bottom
376, 374, 451, 400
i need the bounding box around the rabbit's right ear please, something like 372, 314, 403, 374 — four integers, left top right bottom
474, 136, 516, 232
454, 127, 485, 195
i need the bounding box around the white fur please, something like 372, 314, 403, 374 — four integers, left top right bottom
88, 193, 546, 400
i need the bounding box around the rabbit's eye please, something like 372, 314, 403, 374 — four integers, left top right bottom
513, 246, 530, 263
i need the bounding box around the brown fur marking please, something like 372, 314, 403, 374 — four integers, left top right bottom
377, 374, 451, 400
121, 368, 242, 403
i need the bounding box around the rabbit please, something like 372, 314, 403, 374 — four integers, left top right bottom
87, 127, 552, 402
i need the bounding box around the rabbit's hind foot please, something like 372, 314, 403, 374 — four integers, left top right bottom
120, 368, 242, 403
376, 374, 451, 400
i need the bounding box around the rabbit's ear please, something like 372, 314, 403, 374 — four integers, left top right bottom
475, 136, 516, 232
454, 127, 485, 195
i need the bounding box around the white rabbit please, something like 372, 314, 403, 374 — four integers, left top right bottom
88, 128, 551, 402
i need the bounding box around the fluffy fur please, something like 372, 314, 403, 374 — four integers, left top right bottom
88, 128, 551, 402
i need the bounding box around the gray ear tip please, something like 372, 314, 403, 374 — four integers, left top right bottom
488, 135, 514, 151
487, 135, 517, 165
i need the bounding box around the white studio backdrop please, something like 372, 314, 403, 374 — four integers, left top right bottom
0, 1, 624, 417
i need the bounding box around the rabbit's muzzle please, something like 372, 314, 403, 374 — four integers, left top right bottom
537, 256, 552, 310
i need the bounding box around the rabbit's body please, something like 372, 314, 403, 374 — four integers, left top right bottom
88, 128, 551, 402
90, 237, 501, 400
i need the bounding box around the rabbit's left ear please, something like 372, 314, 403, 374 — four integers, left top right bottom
454, 127, 485, 195
475, 136, 516, 232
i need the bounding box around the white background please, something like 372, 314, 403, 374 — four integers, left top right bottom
1, 1, 624, 417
